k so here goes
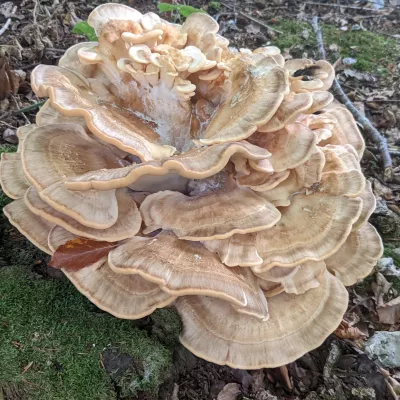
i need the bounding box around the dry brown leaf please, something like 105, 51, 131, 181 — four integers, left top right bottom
0, 57, 15, 100
334, 320, 366, 340
49, 238, 117, 270
377, 297, 400, 325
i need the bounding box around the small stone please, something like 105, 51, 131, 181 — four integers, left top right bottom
3, 128, 18, 144
365, 331, 400, 368
343, 57, 357, 66
376, 258, 400, 277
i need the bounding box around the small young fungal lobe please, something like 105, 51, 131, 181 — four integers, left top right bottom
0, 3, 383, 369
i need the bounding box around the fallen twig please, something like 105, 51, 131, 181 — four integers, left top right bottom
0, 6, 17, 37
305, 1, 395, 11
221, 2, 283, 34
11, 95, 30, 124
311, 16, 393, 181
278, 365, 292, 390
367, 146, 400, 157
367, 99, 400, 103
45, 48, 66, 54
0, 18, 12, 37
323, 341, 341, 382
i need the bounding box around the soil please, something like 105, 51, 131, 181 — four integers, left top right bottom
1, 0, 400, 399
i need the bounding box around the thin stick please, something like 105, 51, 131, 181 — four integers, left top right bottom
366, 99, 400, 103
367, 146, 400, 157
0, 120, 15, 129
305, 1, 394, 11
33, 0, 39, 24
221, 2, 283, 34
11, 95, 30, 124
311, 16, 393, 181
45, 48, 66, 54
0, 6, 17, 37
0, 18, 12, 37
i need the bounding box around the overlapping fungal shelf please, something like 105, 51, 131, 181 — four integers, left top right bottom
0, 3, 383, 369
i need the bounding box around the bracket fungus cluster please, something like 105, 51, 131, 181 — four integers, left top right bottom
0, 4, 383, 369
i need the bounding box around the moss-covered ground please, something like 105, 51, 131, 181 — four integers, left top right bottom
0, 266, 176, 400
271, 19, 398, 74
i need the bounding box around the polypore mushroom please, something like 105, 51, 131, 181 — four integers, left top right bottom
176, 271, 348, 369
199, 55, 289, 144
25, 187, 142, 241
325, 223, 383, 286
4, 199, 54, 254
285, 59, 335, 93
140, 174, 281, 240
257, 261, 326, 296
21, 123, 125, 228
1, 3, 384, 370
108, 231, 268, 320
0, 153, 30, 199
257, 93, 313, 133
253, 194, 362, 270
351, 180, 376, 231
319, 107, 365, 157
63, 142, 271, 191
247, 124, 317, 172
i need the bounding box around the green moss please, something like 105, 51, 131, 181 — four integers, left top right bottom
0, 266, 174, 399
151, 308, 182, 347
0, 144, 17, 155
322, 25, 398, 73
271, 19, 398, 73
208, 0, 221, 11
270, 19, 314, 51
